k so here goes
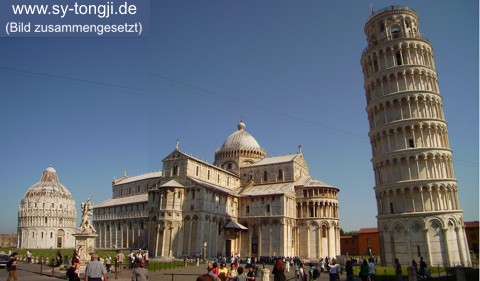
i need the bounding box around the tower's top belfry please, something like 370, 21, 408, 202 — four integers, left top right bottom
364, 6, 421, 48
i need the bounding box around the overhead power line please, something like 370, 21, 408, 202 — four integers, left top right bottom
149, 72, 369, 143
0, 66, 147, 94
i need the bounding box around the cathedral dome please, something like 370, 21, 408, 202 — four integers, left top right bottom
215, 121, 266, 173
220, 121, 261, 150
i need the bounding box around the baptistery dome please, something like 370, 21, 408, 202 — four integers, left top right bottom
215, 121, 266, 174
18, 166, 77, 249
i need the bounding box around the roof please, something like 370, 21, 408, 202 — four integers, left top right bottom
248, 154, 299, 167
239, 176, 334, 197
114, 171, 162, 186
23, 166, 73, 200
465, 221, 479, 228
358, 228, 379, 233
160, 180, 184, 188
298, 177, 335, 188
189, 178, 238, 196
224, 220, 248, 230
219, 121, 262, 151
239, 181, 296, 196
94, 193, 148, 208
170, 150, 239, 177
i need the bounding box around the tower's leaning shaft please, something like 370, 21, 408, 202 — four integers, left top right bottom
361, 6, 471, 267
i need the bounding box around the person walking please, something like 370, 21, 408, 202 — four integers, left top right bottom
6, 252, 18, 281
218, 263, 228, 281
66, 259, 81, 281
368, 258, 376, 281
131, 259, 148, 281
83, 253, 107, 281
298, 262, 307, 281
272, 258, 286, 281
394, 258, 402, 281
116, 250, 125, 273
328, 259, 339, 281
419, 257, 427, 278
226, 263, 238, 281
359, 259, 369, 281
345, 259, 354, 281
26, 250, 32, 263
105, 253, 112, 273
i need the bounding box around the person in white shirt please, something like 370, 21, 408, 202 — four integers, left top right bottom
368, 258, 376, 281
328, 259, 339, 281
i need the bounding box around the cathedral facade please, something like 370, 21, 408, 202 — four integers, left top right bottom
17, 167, 77, 249
93, 121, 340, 259
361, 6, 471, 266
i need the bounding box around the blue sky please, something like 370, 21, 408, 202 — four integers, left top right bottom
0, 0, 478, 234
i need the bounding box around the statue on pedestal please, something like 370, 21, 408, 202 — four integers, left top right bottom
79, 196, 96, 233
74, 196, 98, 263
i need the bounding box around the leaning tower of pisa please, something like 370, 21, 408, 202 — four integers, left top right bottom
360, 6, 471, 267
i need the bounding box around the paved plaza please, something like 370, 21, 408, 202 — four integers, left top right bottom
0, 260, 341, 281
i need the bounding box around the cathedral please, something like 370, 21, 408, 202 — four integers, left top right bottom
17, 166, 77, 249
93, 121, 341, 259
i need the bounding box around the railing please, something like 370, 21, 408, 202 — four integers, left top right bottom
362, 33, 431, 56
366, 5, 417, 22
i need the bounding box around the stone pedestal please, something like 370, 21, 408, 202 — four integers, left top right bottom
73, 231, 98, 263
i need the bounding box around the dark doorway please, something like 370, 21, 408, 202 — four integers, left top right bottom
225, 240, 232, 257
251, 236, 258, 256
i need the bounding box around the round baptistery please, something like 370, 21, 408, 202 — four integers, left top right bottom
17, 166, 77, 249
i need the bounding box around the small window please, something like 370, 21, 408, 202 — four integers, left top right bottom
409, 139, 415, 148
390, 203, 394, 214
266, 205, 270, 213
196, 166, 199, 176
246, 205, 250, 214
396, 51, 402, 66
277, 169, 284, 181
50, 232, 53, 238
227, 163, 232, 169
263, 171, 268, 182
392, 28, 400, 38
